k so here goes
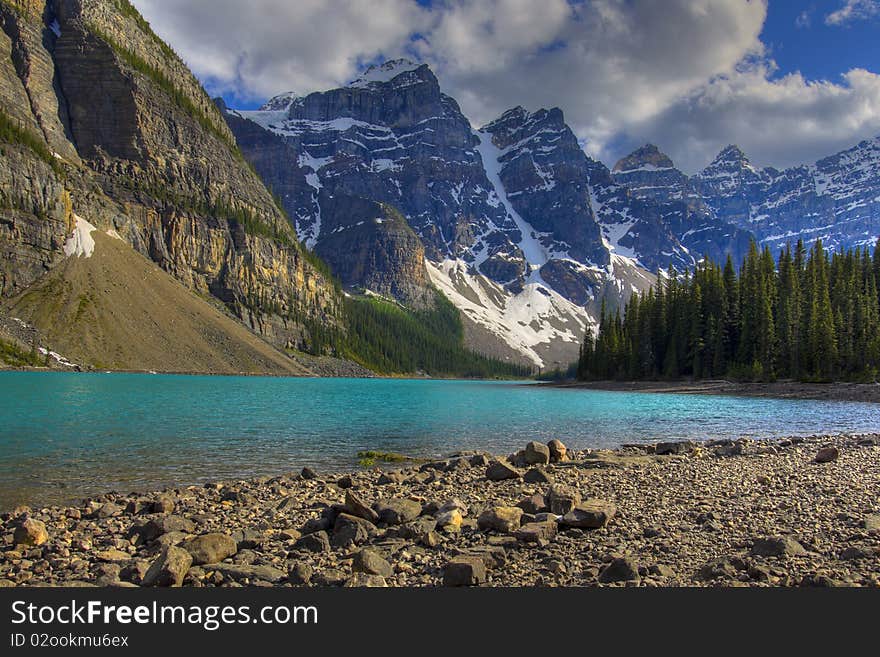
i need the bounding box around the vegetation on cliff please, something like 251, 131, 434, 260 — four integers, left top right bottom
578, 238, 880, 383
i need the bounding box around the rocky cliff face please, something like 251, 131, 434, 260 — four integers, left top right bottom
0, 0, 340, 351
694, 140, 880, 254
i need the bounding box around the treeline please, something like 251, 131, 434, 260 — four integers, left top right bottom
578, 238, 880, 382
342, 292, 532, 378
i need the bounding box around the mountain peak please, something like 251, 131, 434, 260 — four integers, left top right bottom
348, 59, 427, 88
713, 144, 749, 165
260, 91, 300, 112
613, 144, 675, 172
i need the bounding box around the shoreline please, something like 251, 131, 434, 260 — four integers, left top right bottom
2, 433, 878, 588
549, 379, 880, 404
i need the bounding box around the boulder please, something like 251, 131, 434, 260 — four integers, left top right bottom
524, 441, 551, 465
375, 498, 422, 525
332, 513, 376, 548
516, 493, 548, 515
352, 549, 394, 578
337, 475, 353, 489
134, 516, 195, 543
547, 485, 581, 515
95, 549, 131, 563
514, 520, 557, 543
598, 557, 640, 583
142, 546, 192, 587
343, 490, 379, 523
523, 468, 553, 484
435, 509, 463, 532
288, 563, 313, 586
151, 495, 176, 515
13, 518, 48, 547
814, 447, 839, 463
300, 467, 319, 480
486, 459, 520, 481
750, 536, 807, 557
560, 500, 616, 529
294, 531, 331, 553
208, 563, 287, 584
548, 439, 568, 462
184, 533, 237, 565
443, 557, 486, 586
477, 506, 523, 533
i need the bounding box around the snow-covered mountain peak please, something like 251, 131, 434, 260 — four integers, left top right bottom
348, 58, 426, 88
260, 91, 300, 112
613, 144, 675, 172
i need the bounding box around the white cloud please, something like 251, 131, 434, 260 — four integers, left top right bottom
825, 0, 880, 25
795, 9, 812, 28
132, 0, 880, 173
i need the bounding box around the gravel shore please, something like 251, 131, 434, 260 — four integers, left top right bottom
2, 434, 879, 588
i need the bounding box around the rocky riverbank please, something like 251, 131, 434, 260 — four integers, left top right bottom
2, 434, 879, 588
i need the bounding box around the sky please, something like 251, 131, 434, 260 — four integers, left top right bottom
132, 0, 880, 173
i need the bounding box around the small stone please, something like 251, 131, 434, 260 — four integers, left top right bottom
547, 485, 581, 515
184, 533, 237, 565
343, 490, 379, 523
547, 439, 568, 462
344, 573, 387, 587
814, 447, 839, 463
337, 475, 353, 489
524, 441, 551, 465
649, 564, 675, 578
477, 506, 523, 533
13, 518, 48, 547
332, 513, 376, 548
515, 520, 557, 543
560, 500, 616, 529
443, 557, 486, 586
751, 536, 807, 557
91, 502, 122, 519
294, 531, 331, 553
95, 549, 131, 563
352, 549, 393, 578
486, 459, 520, 481
152, 495, 176, 514
288, 563, 313, 586
142, 546, 192, 587
377, 471, 406, 485
599, 557, 640, 583
523, 468, 553, 484
301, 467, 319, 480
209, 563, 286, 584
864, 514, 880, 532
516, 493, 548, 514
435, 509, 463, 532
375, 498, 422, 525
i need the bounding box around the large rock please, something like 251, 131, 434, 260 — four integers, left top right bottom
134, 516, 196, 543
560, 500, 616, 529
477, 506, 523, 533
524, 441, 551, 465
184, 533, 237, 565
208, 563, 287, 584
547, 485, 581, 515
343, 490, 379, 523
655, 441, 698, 456
352, 549, 394, 578
750, 536, 807, 557
344, 573, 387, 587
516, 493, 548, 515
486, 459, 520, 481
515, 520, 557, 543
294, 530, 331, 553
443, 557, 486, 587
375, 498, 422, 525
332, 513, 376, 548
598, 557, 640, 583
547, 439, 568, 462
142, 546, 192, 587
814, 447, 839, 463
435, 509, 463, 532
13, 518, 48, 546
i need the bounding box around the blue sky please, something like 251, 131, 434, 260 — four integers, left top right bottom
135, 0, 880, 173
763, 1, 879, 82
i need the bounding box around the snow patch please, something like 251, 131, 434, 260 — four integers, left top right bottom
349, 59, 422, 88
63, 216, 96, 258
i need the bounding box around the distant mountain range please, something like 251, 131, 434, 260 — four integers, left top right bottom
222, 58, 880, 368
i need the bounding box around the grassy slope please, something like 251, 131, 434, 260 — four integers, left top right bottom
2, 231, 315, 375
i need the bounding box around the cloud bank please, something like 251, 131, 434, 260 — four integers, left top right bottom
133, 0, 880, 173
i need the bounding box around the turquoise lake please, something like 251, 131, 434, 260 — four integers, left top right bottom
1, 371, 879, 509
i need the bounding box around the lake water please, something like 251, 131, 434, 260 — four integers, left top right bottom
1, 372, 879, 509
